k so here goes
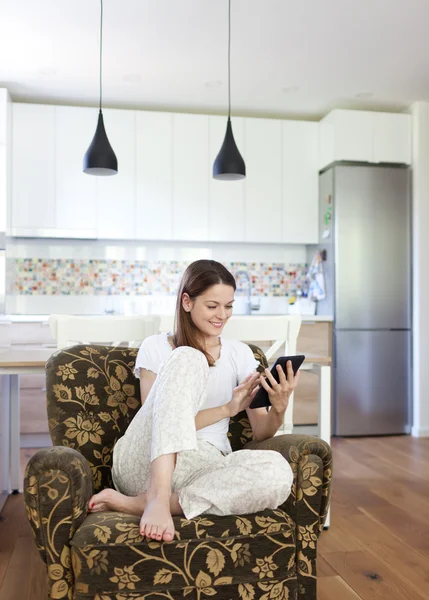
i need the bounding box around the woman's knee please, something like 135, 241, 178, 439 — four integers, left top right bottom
170, 346, 208, 370
258, 452, 293, 505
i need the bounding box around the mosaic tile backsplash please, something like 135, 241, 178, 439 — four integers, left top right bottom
7, 259, 310, 297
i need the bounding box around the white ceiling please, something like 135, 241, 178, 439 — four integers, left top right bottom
1, 0, 429, 119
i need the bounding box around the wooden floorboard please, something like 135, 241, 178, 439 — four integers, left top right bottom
0, 436, 428, 600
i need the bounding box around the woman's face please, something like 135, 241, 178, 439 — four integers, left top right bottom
182, 284, 235, 339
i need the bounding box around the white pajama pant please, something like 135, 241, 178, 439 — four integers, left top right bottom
111, 346, 293, 520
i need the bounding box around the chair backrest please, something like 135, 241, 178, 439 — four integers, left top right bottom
221, 315, 302, 433
222, 315, 302, 358
49, 314, 161, 350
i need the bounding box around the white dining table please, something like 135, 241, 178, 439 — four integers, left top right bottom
0, 347, 55, 506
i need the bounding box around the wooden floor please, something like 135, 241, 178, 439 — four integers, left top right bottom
1, 436, 429, 600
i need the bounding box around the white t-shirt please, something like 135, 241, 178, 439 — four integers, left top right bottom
134, 334, 259, 454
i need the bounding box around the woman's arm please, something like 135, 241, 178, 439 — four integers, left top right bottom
195, 405, 230, 430
139, 369, 157, 405
246, 405, 287, 442
246, 361, 299, 442
195, 373, 260, 430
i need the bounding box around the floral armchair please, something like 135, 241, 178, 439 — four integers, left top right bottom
24, 344, 332, 600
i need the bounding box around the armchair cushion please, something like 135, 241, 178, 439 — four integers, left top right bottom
70, 508, 296, 599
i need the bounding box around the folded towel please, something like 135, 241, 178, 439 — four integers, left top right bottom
308, 251, 326, 301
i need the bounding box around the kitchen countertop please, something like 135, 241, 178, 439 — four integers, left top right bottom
1, 314, 334, 323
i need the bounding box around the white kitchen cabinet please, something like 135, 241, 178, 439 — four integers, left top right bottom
282, 121, 319, 244
0, 88, 8, 146
208, 116, 245, 242
55, 105, 97, 237
11, 103, 56, 232
319, 109, 412, 169
135, 111, 173, 240
97, 108, 135, 240
172, 113, 209, 241
244, 118, 282, 243
373, 112, 411, 164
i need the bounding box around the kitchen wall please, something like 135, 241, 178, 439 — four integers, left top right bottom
411, 102, 429, 437
5, 237, 310, 315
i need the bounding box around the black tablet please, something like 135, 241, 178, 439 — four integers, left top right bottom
249, 355, 305, 409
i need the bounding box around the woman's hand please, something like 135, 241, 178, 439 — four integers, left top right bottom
259, 361, 300, 415
227, 373, 260, 417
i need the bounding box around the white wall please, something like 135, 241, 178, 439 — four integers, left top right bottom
411, 102, 429, 437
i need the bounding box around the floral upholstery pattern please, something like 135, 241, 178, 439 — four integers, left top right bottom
24, 344, 332, 600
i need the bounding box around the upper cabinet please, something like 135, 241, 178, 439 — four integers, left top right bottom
135, 111, 173, 241
55, 106, 97, 237
97, 108, 136, 240
373, 113, 412, 164
208, 116, 245, 242
283, 121, 319, 244
319, 109, 412, 169
10, 102, 411, 244
11, 103, 56, 233
172, 114, 209, 241
244, 118, 283, 243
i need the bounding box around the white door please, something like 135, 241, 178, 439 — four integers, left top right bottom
244, 118, 282, 243
172, 114, 209, 241
55, 106, 97, 237
97, 108, 135, 239
11, 104, 56, 232
208, 116, 245, 242
135, 111, 173, 240
282, 121, 319, 243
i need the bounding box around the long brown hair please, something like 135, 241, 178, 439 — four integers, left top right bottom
173, 260, 236, 366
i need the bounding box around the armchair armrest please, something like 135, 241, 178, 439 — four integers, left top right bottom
244, 434, 332, 534
24, 447, 92, 599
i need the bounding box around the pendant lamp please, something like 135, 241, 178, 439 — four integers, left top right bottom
213, 0, 245, 180
83, 0, 118, 176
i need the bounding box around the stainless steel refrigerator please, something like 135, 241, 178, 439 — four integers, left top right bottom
318, 164, 411, 436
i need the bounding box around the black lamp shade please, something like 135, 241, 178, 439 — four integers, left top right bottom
213, 118, 246, 180
83, 110, 118, 176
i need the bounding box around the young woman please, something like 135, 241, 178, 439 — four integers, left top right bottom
89, 260, 299, 543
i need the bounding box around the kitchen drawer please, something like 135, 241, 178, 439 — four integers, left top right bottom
21, 387, 48, 434
297, 322, 332, 359
10, 322, 54, 345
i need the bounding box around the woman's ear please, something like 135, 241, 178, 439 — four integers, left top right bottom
182, 293, 193, 313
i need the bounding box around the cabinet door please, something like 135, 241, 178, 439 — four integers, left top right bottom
0, 89, 7, 145
208, 116, 245, 242
97, 108, 135, 239
373, 113, 411, 164
11, 104, 56, 231
135, 111, 173, 240
334, 110, 375, 162
244, 118, 282, 243
55, 106, 97, 237
172, 114, 209, 241
283, 121, 319, 243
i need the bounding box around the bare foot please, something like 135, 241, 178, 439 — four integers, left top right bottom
88, 488, 145, 515
140, 494, 175, 542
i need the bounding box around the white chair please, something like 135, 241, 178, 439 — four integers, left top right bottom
48, 314, 161, 350
222, 315, 302, 434
158, 315, 175, 334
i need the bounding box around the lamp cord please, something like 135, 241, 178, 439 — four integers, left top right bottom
99, 0, 103, 112
228, 0, 231, 119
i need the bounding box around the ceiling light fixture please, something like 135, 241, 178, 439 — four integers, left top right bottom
212, 0, 245, 181
83, 0, 118, 176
